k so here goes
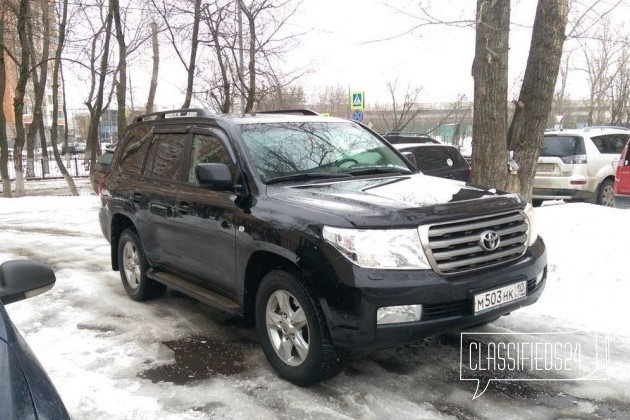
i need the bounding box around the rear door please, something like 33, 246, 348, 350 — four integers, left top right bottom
139, 129, 188, 267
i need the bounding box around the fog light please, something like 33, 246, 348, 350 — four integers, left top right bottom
377, 305, 423, 325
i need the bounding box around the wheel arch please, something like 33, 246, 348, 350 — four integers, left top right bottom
242, 251, 307, 326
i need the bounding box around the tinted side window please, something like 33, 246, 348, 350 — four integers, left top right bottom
145, 133, 187, 179
541, 136, 586, 157
119, 125, 151, 174
591, 134, 629, 154
188, 134, 235, 184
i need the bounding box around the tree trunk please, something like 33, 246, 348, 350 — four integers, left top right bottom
26, 1, 51, 177
145, 20, 159, 114
111, 0, 127, 140
471, 0, 510, 191
240, 1, 257, 113
0, 14, 11, 197
12, 0, 31, 197
507, 0, 569, 201
51, 0, 77, 195
182, 0, 201, 109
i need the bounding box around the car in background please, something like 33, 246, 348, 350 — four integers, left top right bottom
0, 260, 70, 419
614, 137, 630, 208
382, 132, 441, 145
393, 143, 470, 182
533, 126, 630, 206
61, 142, 87, 155
90, 147, 115, 193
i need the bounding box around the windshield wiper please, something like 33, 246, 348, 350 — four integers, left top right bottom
265, 172, 352, 185
343, 167, 413, 176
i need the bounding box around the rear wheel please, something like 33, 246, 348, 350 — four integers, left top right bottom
118, 229, 166, 301
255, 270, 345, 386
596, 179, 614, 207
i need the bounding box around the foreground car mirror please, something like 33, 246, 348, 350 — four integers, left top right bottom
0, 260, 56, 305
196, 163, 233, 189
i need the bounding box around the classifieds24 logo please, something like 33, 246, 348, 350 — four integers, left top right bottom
460, 331, 610, 399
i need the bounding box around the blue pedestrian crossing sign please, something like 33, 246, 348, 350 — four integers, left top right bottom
350, 91, 365, 110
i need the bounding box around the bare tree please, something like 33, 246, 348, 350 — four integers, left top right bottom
256, 84, 306, 111
610, 37, 630, 126
374, 79, 423, 133
50, 0, 77, 195
0, 4, 11, 197
314, 85, 348, 117
145, 20, 159, 113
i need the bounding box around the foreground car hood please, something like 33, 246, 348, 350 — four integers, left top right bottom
270, 174, 524, 227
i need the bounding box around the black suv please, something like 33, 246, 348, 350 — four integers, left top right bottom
99, 109, 547, 385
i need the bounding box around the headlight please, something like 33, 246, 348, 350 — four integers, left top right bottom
322, 226, 431, 269
524, 203, 538, 246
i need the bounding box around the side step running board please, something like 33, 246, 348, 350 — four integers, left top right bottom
147, 269, 241, 313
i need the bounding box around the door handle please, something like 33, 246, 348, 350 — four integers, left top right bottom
177, 202, 189, 215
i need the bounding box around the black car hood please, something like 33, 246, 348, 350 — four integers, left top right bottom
269, 174, 524, 227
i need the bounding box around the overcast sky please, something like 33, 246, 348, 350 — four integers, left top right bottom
65, 0, 609, 113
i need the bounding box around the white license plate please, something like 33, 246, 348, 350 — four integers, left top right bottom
473, 281, 527, 315
536, 163, 555, 173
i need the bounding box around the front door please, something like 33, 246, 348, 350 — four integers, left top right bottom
174, 129, 240, 298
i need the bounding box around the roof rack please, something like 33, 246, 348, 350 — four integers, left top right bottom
583, 125, 630, 132
255, 109, 320, 116
133, 108, 212, 123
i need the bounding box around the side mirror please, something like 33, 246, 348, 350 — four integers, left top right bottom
401, 151, 417, 167
0, 260, 56, 305
196, 163, 233, 189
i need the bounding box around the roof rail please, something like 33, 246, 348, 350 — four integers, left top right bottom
255, 109, 320, 116
133, 108, 212, 123
583, 125, 630, 132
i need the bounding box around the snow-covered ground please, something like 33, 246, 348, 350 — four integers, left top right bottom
0, 189, 629, 419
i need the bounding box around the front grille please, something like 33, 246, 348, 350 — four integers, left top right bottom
425, 211, 528, 276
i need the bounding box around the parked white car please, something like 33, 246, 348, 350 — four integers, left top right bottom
533, 126, 630, 206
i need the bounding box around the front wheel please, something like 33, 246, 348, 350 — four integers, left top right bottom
255, 270, 344, 386
596, 179, 614, 207
117, 229, 166, 301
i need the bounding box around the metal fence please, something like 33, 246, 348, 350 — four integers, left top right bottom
1, 152, 90, 180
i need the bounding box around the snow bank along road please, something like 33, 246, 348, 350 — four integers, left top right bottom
0, 195, 629, 419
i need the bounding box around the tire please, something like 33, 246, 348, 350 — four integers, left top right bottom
255, 270, 345, 386
596, 179, 614, 207
117, 229, 166, 301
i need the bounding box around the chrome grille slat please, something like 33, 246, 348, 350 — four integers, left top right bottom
428, 214, 523, 237
425, 210, 529, 276
429, 225, 527, 249
432, 234, 527, 260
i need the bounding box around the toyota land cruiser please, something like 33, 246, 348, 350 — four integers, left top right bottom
99, 109, 547, 385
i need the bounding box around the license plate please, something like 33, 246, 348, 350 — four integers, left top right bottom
473, 281, 527, 315
536, 163, 555, 173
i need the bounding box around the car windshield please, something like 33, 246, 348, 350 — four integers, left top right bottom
240, 122, 411, 182
541, 136, 586, 158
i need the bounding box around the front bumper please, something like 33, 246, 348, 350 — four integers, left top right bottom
320, 237, 547, 351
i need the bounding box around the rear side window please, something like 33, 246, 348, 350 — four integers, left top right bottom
119, 125, 152, 174
410, 146, 468, 171
590, 134, 629, 154
144, 133, 187, 179
541, 136, 585, 158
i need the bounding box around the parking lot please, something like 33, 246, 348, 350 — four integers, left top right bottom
1, 189, 629, 419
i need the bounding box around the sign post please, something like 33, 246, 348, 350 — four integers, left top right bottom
350, 91, 365, 110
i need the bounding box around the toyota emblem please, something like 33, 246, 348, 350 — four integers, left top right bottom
479, 230, 500, 251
